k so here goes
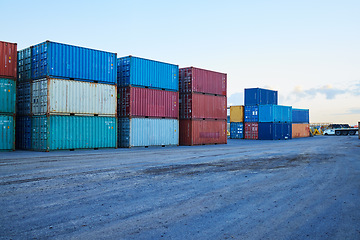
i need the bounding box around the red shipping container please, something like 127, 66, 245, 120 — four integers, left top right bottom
0, 41, 17, 79
179, 119, 227, 146
179, 67, 227, 96
180, 93, 227, 120
118, 86, 179, 118
245, 122, 258, 140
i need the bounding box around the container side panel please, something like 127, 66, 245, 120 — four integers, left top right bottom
244, 122, 258, 139
0, 78, 16, 114
0, 115, 15, 150
16, 82, 31, 115
292, 109, 310, 123
292, 123, 310, 138
15, 116, 32, 149
0, 41, 17, 79
230, 122, 244, 139
244, 105, 259, 122
244, 88, 278, 105
230, 106, 244, 122
17, 47, 32, 82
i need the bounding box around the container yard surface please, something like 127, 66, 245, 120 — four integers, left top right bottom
1, 136, 360, 239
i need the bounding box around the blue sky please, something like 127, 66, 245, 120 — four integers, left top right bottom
2, 0, 359, 124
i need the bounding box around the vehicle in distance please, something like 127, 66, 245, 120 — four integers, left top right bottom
323, 124, 358, 136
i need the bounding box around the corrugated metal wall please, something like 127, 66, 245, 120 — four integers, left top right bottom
0, 78, 16, 114
0, 115, 15, 151
0, 41, 17, 79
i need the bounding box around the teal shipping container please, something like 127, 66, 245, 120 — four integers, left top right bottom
0, 115, 15, 151
118, 118, 179, 148
32, 115, 117, 151
0, 78, 16, 114
117, 56, 179, 91
258, 105, 292, 123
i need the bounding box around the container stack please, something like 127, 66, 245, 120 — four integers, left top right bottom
229, 106, 244, 139
244, 88, 292, 140
117, 56, 179, 148
16, 41, 117, 151
179, 67, 227, 145
292, 108, 310, 138
0, 41, 17, 151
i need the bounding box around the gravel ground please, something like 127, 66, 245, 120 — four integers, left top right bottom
0, 136, 359, 240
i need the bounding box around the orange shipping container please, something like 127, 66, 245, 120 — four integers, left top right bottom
292, 123, 310, 138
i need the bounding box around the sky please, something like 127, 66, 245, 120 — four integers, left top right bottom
1, 0, 359, 125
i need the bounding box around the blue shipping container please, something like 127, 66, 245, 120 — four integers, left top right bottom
0, 115, 15, 151
244, 105, 259, 122
0, 78, 16, 114
31, 41, 117, 84
16, 81, 31, 115
258, 123, 292, 140
118, 118, 179, 147
17, 47, 32, 82
258, 105, 292, 123
117, 56, 179, 91
32, 115, 117, 151
16, 116, 32, 150
244, 88, 278, 105
292, 108, 309, 123
230, 122, 243, 139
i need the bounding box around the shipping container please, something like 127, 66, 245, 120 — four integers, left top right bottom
179, 93, 227, 120
258, 105, 292, 123
31, 78, 116, 116
16, 116, 32, 150
17, 47, 32, 82
179, 67, 227, 96
16, 81, 31, 115
292, 108, 310, 123
31, 41, 117, 84
258, 123, 292, 140
0, 78, 16, 114
0, 115, 15, 151
292, 123, 310, 138
0, 41, 17, 79
179, 119, 227, 146
32, 115, 117, 151
244, 122, 258, 140
117, 56, 179, 91
244, 88, 278, 105
230, 122, 243, 139
118, 118, 179, 148
244, 105, 259, 122
118, 87, 178, 118
230, 105, 244, 122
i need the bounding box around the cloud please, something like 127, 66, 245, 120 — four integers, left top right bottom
346, 108, 360, 115
227, 92, 244, 106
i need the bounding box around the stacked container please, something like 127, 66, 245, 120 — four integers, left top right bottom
16, 41, 117, 151
179, 67, 227, 145
292, 108, 310, 138
0, 41, 17, 151
117, 56, 179, 148
229, 106, 244, 139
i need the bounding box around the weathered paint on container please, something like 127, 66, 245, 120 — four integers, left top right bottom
32, 115, 117, 151
31, 78, 116, 116
118, 87, 179, 118
0, 115, 15, 151
230, 105, 244, 122
244, 105, 259, 122
179, 119, 227, 146
15, 116, 32, 150
31, 41, 117, 84
244, 122, 258, 140
16, 81, 31, 115
258, 123, 292, 140
17, 47, 32, 82
179, 93, 227, 120
292, 108, 310, 123
0, 78, 16, 114
0, 41, 17, 79
117, 56, 179, 91
292, 123, 310, 138
118, 118, 179, 148
244, 88, 278, 106
230, 122, 243, 139
258, 105, 292, 123
179, 67, 227, 96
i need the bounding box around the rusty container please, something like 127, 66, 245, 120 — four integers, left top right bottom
292, 123, 310, 138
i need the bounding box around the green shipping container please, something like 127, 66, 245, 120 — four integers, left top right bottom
32, 115, 117, 151
0, 78, 16, 114
0, 115, 15, 151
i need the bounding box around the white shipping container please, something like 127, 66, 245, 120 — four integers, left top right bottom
31, 78, 117, 116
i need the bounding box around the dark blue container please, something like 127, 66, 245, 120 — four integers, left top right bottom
17, 47, 32, 82
244, 88, 278, 105
258, 122, 292, 140
15, 116, 32, 150
292, 108, 309, 123
31, 41, 117, 84
16, 82, 31, 115
230, 122, 243, 139
244, 105, 259, 122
